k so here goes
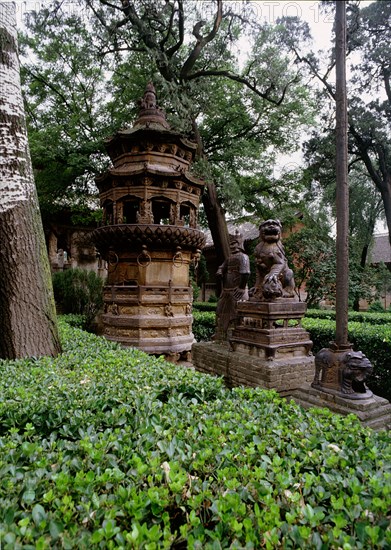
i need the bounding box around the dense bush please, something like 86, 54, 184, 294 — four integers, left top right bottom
192, 310, 216, 342
305, 309, 391, 326
0, 319, 390, 548
52, 269, 104, 330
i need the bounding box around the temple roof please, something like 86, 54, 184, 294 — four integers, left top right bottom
369, 233, 391, 264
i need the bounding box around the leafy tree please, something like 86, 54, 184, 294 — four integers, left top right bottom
20, 8, 112, 224
20, 0, 314, 265
284, 212, 379, 309
0, 2, 61, 359
280, 1, 391, 253
284, 215, 337, 307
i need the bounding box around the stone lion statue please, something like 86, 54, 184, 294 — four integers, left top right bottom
250, 219, 295, 301
312, 348, 373, 396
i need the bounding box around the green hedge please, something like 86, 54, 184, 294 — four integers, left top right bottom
193, 302, 218, 312
0, 319, 390, 549
192, 310, 216, 342
306, 309, 391, 326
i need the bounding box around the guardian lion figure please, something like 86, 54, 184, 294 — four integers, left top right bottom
250, 219, 295, 301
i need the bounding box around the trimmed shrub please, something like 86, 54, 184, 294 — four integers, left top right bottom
0, 319, 389, 549
52, 268, 104, 330
193, 310, 216, 341
193, 302, 217, 312
306, 308, 391, 326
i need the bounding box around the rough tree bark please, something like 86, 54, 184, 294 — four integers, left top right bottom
334, 0, 349, 347
0, 3, 61, 358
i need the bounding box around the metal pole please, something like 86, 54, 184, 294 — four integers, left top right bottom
335, 0, 349, 347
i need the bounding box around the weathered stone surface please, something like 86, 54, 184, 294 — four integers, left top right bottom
192, 341, 314, 393
291, 384, 391, 431
230, 299, 312, 359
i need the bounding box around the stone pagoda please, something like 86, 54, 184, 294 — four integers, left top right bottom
92, 83, 205, 360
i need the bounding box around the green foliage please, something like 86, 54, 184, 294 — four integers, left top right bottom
193, 302, 217, 312
306, 308, 391, 326
368, 300, 386, 313
20, 1, 315, 226
59, 313, 87, 329
193, 310, 216, 342
284, 220, 386, 308
52, 269, 104, 330
0, 318, 389, 548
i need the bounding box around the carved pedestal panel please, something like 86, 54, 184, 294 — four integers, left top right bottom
230, 300, 313, 360
102, 282, 194, 360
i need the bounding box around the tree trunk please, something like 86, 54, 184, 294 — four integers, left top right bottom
191, 118, 230, 267
380, 175, 391, 253
202, 184, 230, 268
0, 3, 61, 359
334, 0, 349, 347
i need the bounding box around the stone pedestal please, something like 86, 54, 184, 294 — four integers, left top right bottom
230, 300, 312, 359
192, 341, 314, 394
193, 299, 315, 394
291, 384, 391, 431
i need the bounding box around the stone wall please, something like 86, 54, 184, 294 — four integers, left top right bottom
192, 341, 314, 396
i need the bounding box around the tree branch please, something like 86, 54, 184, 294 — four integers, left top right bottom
166, 0, 184, 57
180, 0, 223, 79
185, 69, 298, 106
349, 123, 382, 189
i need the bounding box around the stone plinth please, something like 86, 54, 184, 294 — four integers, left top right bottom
291, 384, 391, 431
102, 283, 194, 360
192, 341, 315, 395
193, 299, 315, 394
230, 300, 312, 359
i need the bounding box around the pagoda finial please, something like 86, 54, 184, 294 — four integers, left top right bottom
134, 81, 170, 129
139, 81, 157, 110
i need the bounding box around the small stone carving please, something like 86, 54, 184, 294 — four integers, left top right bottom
165, 303, 174, 317
250, 219, 295, 301
313, 348, 373, 398
139, 83, 156, 109
109, 302, 119, 315
342, 351, 373, 395
215, 231, 250, 340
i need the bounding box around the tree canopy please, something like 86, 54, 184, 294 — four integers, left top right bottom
281, 0, 391, 253
20, 0, 314, 263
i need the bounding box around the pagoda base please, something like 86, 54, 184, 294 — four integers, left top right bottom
101, 283, 195, 361
290, 384, 391, 431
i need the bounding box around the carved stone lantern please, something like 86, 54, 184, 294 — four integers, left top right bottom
92, 83, 205, 360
